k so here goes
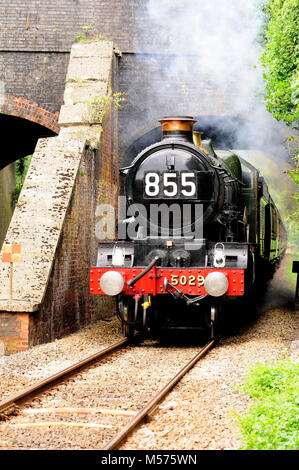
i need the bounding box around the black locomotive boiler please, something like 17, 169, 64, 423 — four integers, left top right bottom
90, 117, 287, 338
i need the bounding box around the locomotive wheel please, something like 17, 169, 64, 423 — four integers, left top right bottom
142, 306, 149, 330
122, 322, 134, 338
118, 297, 135, 339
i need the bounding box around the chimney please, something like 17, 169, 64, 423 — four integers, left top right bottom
159, 116, 197, 143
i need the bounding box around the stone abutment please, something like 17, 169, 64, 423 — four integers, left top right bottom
0, 40, 119, 354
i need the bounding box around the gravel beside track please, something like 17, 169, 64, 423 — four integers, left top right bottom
0, 256, 298, 450
120, 305, 298, 450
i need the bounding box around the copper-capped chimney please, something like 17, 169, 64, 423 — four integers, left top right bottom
159, 116, 197, 143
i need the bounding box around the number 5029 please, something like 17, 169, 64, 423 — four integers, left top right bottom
170, 274, 205, 286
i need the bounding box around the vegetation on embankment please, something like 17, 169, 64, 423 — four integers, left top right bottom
258, 0, 298, 253
258, 0, 299, 127
237, 359, 299, 450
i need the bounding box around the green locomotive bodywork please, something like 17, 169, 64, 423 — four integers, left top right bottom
215, 147, 287, 264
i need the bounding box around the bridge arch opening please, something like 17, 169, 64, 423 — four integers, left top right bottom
0, 95, 59, 170
0, 95, 59, 246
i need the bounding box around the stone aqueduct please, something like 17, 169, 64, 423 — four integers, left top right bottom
0, 1, 259, 354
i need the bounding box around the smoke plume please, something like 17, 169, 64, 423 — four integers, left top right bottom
129, 0, 296, 159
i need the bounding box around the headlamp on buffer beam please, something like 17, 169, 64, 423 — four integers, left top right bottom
100, 271, 125, 296
204, 271, 228, 297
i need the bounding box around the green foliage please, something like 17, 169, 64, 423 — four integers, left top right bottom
257, 1, 299, 250
75, 33, 87, 42
82, 24, 94, 31
242, 150, 298, 250
287, 153, 299, 231
259, 0, 299, 127
75, 24, 111, 43
240, 360, 299, 397
237, 360, 299, 449
288, 155, 299, 186
13, 155, 32, 203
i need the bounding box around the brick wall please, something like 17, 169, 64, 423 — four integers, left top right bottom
0, 1, 144, 52
0, 53, 69, 113
0, 0, 145, 112
0, 313, 29, 354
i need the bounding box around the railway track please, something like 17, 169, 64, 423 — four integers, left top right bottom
0, 336, 216, 450
0, 336, 136, 419
102, 338, 216, 450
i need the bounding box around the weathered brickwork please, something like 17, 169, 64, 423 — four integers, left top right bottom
0, 313, 29, 354
30, 63, 119, 346
0, 1, 143, 52
1, 1, 212, 117
0, 52, 70, 113
0, 0, 144, 111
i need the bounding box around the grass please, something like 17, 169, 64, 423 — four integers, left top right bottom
13, 155, 32, 203
237, 360, 299, 450
75, 24, 111, 43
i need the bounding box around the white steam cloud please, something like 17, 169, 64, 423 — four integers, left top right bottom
129, 0, 294, 159
148, 0, 261, 113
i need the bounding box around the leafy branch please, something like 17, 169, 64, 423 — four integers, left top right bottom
258, 0, 299, 128
13, 155, 32, 203
287, 153, 299, 228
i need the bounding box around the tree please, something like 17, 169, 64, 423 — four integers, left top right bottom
287, 153, 299, 241
259, 0, 299, 243
259, 0, 299, 128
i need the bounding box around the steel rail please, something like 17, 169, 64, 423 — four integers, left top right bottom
0, 336, 140, 417
102, 338, 216, 450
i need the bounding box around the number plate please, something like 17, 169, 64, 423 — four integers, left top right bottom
144, 171, 198, 199
168, 273, 205, 287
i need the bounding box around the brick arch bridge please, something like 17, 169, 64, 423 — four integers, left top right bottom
0, 0, 260, 168
0, 94, 58, 170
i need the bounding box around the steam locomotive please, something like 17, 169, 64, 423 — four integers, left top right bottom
90, 117, 287, 338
